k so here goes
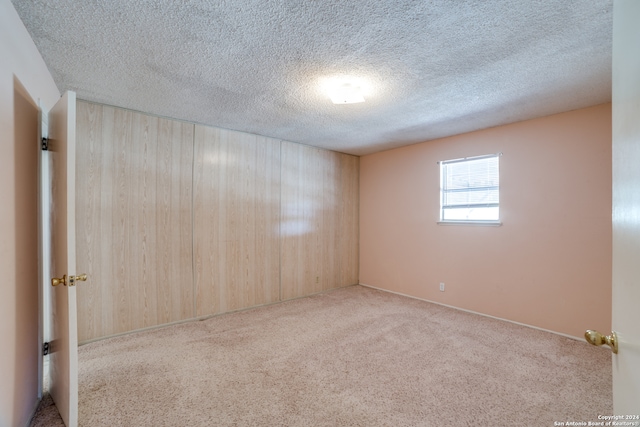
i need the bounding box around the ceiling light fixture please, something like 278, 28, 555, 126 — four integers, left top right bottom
318, 75, 373, 105
329, 82, 365, 104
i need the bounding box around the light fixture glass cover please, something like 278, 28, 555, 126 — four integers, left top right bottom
329, 83, 365, 104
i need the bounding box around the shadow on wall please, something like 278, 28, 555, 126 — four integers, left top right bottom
13, 76, 41, 424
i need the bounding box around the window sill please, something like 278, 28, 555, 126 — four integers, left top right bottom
437, 220, 502, 226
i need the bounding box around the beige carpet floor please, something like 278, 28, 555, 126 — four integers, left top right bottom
31, 285, 612, 426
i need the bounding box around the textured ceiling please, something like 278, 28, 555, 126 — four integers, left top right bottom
12, 0, 612, 156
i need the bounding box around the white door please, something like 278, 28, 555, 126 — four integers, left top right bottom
612, 0, 640, 414
47, 91, 80, 427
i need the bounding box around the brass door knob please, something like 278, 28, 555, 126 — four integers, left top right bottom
51, 275, 67, 287
585, 330, 618, 354
51, 274, 88, 287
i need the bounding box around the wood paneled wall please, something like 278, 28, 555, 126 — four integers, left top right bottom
75, 100, 359, 342
194, 126, 281, 316
280, 142, 359, 300
76, 102, 194, 342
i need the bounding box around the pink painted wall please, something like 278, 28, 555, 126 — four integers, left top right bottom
360, 104, 612, 338
1, 1, 60, 426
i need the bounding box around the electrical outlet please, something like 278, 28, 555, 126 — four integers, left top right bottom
439, 282, 445, 292
316, 276, 319, 284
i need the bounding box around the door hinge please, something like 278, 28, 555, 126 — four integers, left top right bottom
41, 137, 49, 151
43, 341, 50, 356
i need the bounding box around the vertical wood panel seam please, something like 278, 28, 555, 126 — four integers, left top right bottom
278, 140, 283, 302
191, 124, 196, 318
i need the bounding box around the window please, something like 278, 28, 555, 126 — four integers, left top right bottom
439, 153, 501, 224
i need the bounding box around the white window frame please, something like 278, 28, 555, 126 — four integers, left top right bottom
438, 153, 502, 226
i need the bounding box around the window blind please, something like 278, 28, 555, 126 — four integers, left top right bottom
440, 154, 500, 222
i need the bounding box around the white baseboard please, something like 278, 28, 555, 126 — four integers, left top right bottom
358, 283, 584, 342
